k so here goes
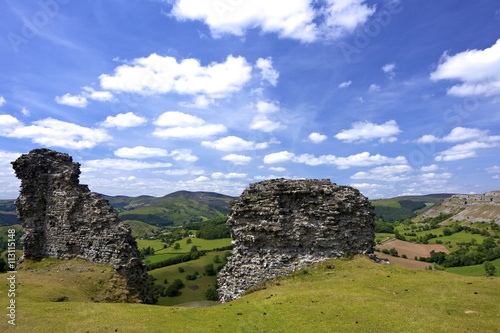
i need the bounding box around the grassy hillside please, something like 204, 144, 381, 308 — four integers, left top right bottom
370, 194, 449, 222
1, 256, 498, 332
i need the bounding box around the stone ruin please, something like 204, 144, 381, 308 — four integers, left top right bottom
217, 178, 375, 303
12, 149, 151, 303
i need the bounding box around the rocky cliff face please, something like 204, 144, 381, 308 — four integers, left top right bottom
12, 149, 150, 303
217, 179, 375, 303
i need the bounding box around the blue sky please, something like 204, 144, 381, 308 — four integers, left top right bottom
0, 0, 499, 199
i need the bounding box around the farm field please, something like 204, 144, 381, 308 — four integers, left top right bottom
375, 253, 433, 270
376, 239, 450, 259
445, 258, 500, 277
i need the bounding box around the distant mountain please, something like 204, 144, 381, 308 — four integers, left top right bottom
370, 194, 455, 222
103, 191, 235, 226
0, 191, 234, 227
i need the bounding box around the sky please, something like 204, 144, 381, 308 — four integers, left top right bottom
0, 0, 499, 199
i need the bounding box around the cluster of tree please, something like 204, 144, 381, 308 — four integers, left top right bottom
139, 246, 155, 259
190, 216, 230, 240
374, 200, 427, 222
144, 245, 232, 271
419, 237, 500, 268
163, 279, 185, 297
374, 218, 394, 233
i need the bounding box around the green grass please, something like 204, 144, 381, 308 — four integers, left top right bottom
445, 258, 500, 277
124, 220, 160, 238
141, 237, 231, 265
150, 251, 227, 306
2, 256, 498, 333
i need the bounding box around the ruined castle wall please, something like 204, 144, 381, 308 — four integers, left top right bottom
12, 149, 150, 303
217, 179, 375, 303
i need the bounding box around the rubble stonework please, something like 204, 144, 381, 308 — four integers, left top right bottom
12, 149, 150, 303
217, 178, 375, 303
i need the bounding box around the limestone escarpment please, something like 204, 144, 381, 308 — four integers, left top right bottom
217, 178, 375, 303
12, 149, 150, 303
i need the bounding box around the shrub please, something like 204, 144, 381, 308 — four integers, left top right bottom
205, 288, 219, 301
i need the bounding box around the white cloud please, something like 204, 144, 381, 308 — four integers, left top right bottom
82, 87, 114, 102
430, 38, 500, 97
256, 57, 279, 86
154, 111, 205, 127
351, 164, 412, 181
55, 93, 88, 108
192, 176, 210, 182
420, 164, 439, 172
256, 101, 279, 113
368, 84, 380, 92
382, 63, 396, 78
221, 154, 252, 165
100, 54, 252, 99
211, 172, 247, 179
435, 141, 500, 162
1, 117, 111, 149
335, 120, 401, 143
417, 127, 490, 143
263, 151, 296, 164
264, 150, 407, 169
101, 112, 147, 129
486, 165, 500, 173
114, 146, 168, 159
250, 115, 285, 132
170, 0, 374, 42
21, 107, 30, 117
179, 95, 212, 109
154, 124, 227, 139
338, 81, 352, 88
153, 111, 226, 139
0, 96, 5, 107
202, 136, 269, 151
269, 167, 286, 172
83, 158, 172, 170
170, 149, 198, 162
308, 132, 328, 144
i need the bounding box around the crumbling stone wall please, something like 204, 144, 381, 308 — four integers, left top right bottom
12, 149, 150, 303
217, 179, 375, 303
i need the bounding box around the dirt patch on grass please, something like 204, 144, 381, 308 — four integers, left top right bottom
376, 239, 449, 259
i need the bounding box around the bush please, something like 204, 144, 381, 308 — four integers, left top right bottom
205, 288, 219, 301
178, 267, 185, 273
484, 261, 496, 276
186, 274, 197, 281
205, 263, 216, 276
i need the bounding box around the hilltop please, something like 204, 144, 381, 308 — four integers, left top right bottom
417, 191, 500, 223
1, 256, 498, 332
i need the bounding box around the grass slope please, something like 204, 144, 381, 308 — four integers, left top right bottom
1, 256, 499, 332
445, 258, 500, 277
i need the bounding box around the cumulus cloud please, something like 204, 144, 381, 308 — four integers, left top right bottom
100, 54, 252, 99
55, 93, 88, 108
153, 111, 226, 139
338, 81, 352, 88
82, 87, 114, 102
0, 96, 5, 107
250, 100, 285, 132
351, 164, 412, 181
170, 149, 198, 162
83, 158, 172, 170
307, 132, 328, 144
221, 154, 252, 165
202, 136, 269, 151
417, 127, 500, 162
264, 150, 407, 168
256, 57, 279, 86
170, 0, 374, 42
0, 116, 111, 149
101, 112, 147, 129
430, 39, 500, 97
211, 172, 247, 179
335, 120, 401, 143
435, 141, 500, 162
114, 146, 168, 159
368, 84, 380, 92
256, 101, 279, 113
417, 127, 491, 143
269, 167, 286, 172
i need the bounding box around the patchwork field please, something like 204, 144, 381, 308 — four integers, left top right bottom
376, 239, 450, 259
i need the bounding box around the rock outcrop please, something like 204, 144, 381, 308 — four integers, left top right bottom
217, 178, 375, 303
12, 149, 150, 303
